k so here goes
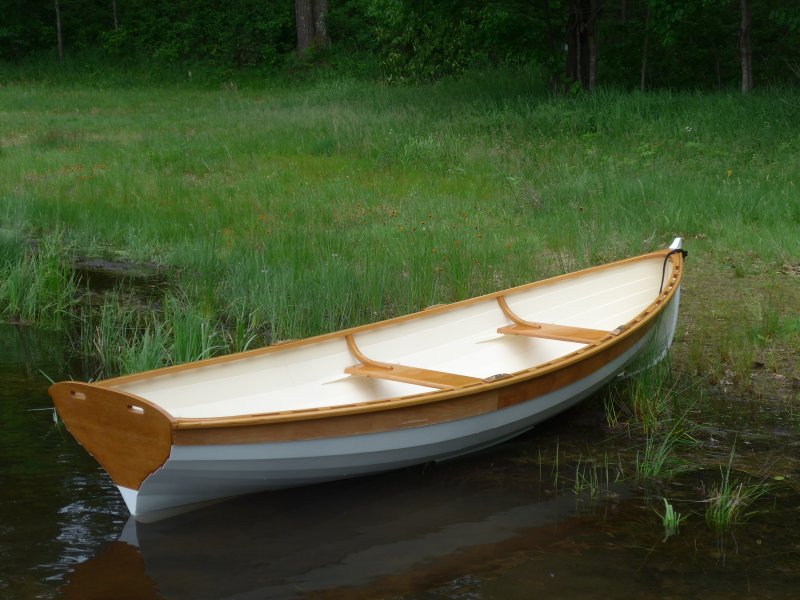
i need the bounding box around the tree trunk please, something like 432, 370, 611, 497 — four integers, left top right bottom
295, 0, 315, 56
54, 0, 63, 60
296, 0, 329, 56
312, 0, 330, 48
566, 7, 579, 86
566, 0, 598, 90
740, 0, 753, 93
587, 0, 597, 90
542, 0, 564, 90
640, 6, 651, 91
112, 0, 119, 31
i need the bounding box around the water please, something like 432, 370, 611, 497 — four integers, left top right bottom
0, 325, 127, 598
1, 323, 799, 599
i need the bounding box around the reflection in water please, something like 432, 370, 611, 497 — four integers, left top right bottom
60, 464, 800, 599
62, 472, 582, 599
3, 323, 800, 598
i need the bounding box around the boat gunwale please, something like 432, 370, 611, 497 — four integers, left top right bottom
93, 248, 683, 429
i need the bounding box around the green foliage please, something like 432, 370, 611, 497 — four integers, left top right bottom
3, 0, 799, 88
1, 0, 295, 72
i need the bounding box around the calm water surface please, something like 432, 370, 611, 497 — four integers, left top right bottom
1, 323, 798, 599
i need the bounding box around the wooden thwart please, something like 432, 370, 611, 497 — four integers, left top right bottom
344, 364, 482, 390
496, 296, 612, 344
497, 323, 610, 344
344, 335, 482, 390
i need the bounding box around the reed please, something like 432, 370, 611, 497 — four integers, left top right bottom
657, 498, 686, 541
164, 293, 221, 365
122, 320, 171, 375
81, 293, 140, 376
635, 416, 694, 483
602, 348, 694, 437
552, 438, 560, 492
705, 446, 770, 531
571, 453, 617, 501
0, 233, 79, 327
74, 287, 284, 377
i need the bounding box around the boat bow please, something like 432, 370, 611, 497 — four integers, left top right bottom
51, 382, 174, 490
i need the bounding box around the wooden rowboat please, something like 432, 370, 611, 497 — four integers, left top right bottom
51, 239, 686, 522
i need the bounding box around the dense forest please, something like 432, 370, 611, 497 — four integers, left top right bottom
2, 1, 800, 89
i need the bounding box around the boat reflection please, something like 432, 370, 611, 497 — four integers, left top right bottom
62, 466, 586, 599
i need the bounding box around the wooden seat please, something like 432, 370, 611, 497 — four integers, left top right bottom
497, 323, 610, 344
344, 364, 482, 390
495, 296, 614, 345
343, 334, 482, 390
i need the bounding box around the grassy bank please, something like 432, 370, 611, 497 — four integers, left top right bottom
1, 74, 798, 370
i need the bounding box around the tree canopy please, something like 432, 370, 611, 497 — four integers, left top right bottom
1, 0, 799, 89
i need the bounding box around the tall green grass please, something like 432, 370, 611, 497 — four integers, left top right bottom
74, 290, 268, 378
1, 74, 798, 371
0, 232, 78, 327
705, 446, 770, 531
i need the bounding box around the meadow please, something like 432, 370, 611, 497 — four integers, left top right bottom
1, 71, 799, 537
2, 73, 798, 373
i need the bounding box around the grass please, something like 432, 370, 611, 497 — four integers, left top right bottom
705, 446, 770, 531
0, 72, 797, 381
635, 422, 692, 483
0, 231, 79, 327
571, 452, 619, 502
74, 290, 262, 379
604, 355, 680, 434
657, 498, 686, 541
2, 76, 799, 346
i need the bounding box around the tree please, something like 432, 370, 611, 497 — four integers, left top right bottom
295, 0, 329, 57
54, 0, 63, 60
640, 4, 651, 90
566, 0, 600, 90
740, 0, 753, 92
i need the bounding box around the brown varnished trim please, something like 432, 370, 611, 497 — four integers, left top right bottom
172, 323, 649, 446
50, 382, 174, 490
345, 334, 393, 370
497, 323, 611, 344
344, 333, 483, 389
344, 364, 484, 390
496, 295, 612, 342
172, 390, 500, 445
94, 249, 675, 389
170, 248, 684, 430
496, 295, 541, 328
496, 322, 646, 409
68, 249, 682, 436
49, 247, 683, 489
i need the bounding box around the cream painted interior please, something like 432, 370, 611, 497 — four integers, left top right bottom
114, 256, 672, 419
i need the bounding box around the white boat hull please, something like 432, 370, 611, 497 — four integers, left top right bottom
121, 307, 670, 521
52, 241, 686, 522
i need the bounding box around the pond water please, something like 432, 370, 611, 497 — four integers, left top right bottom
1, 323, 798, 599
